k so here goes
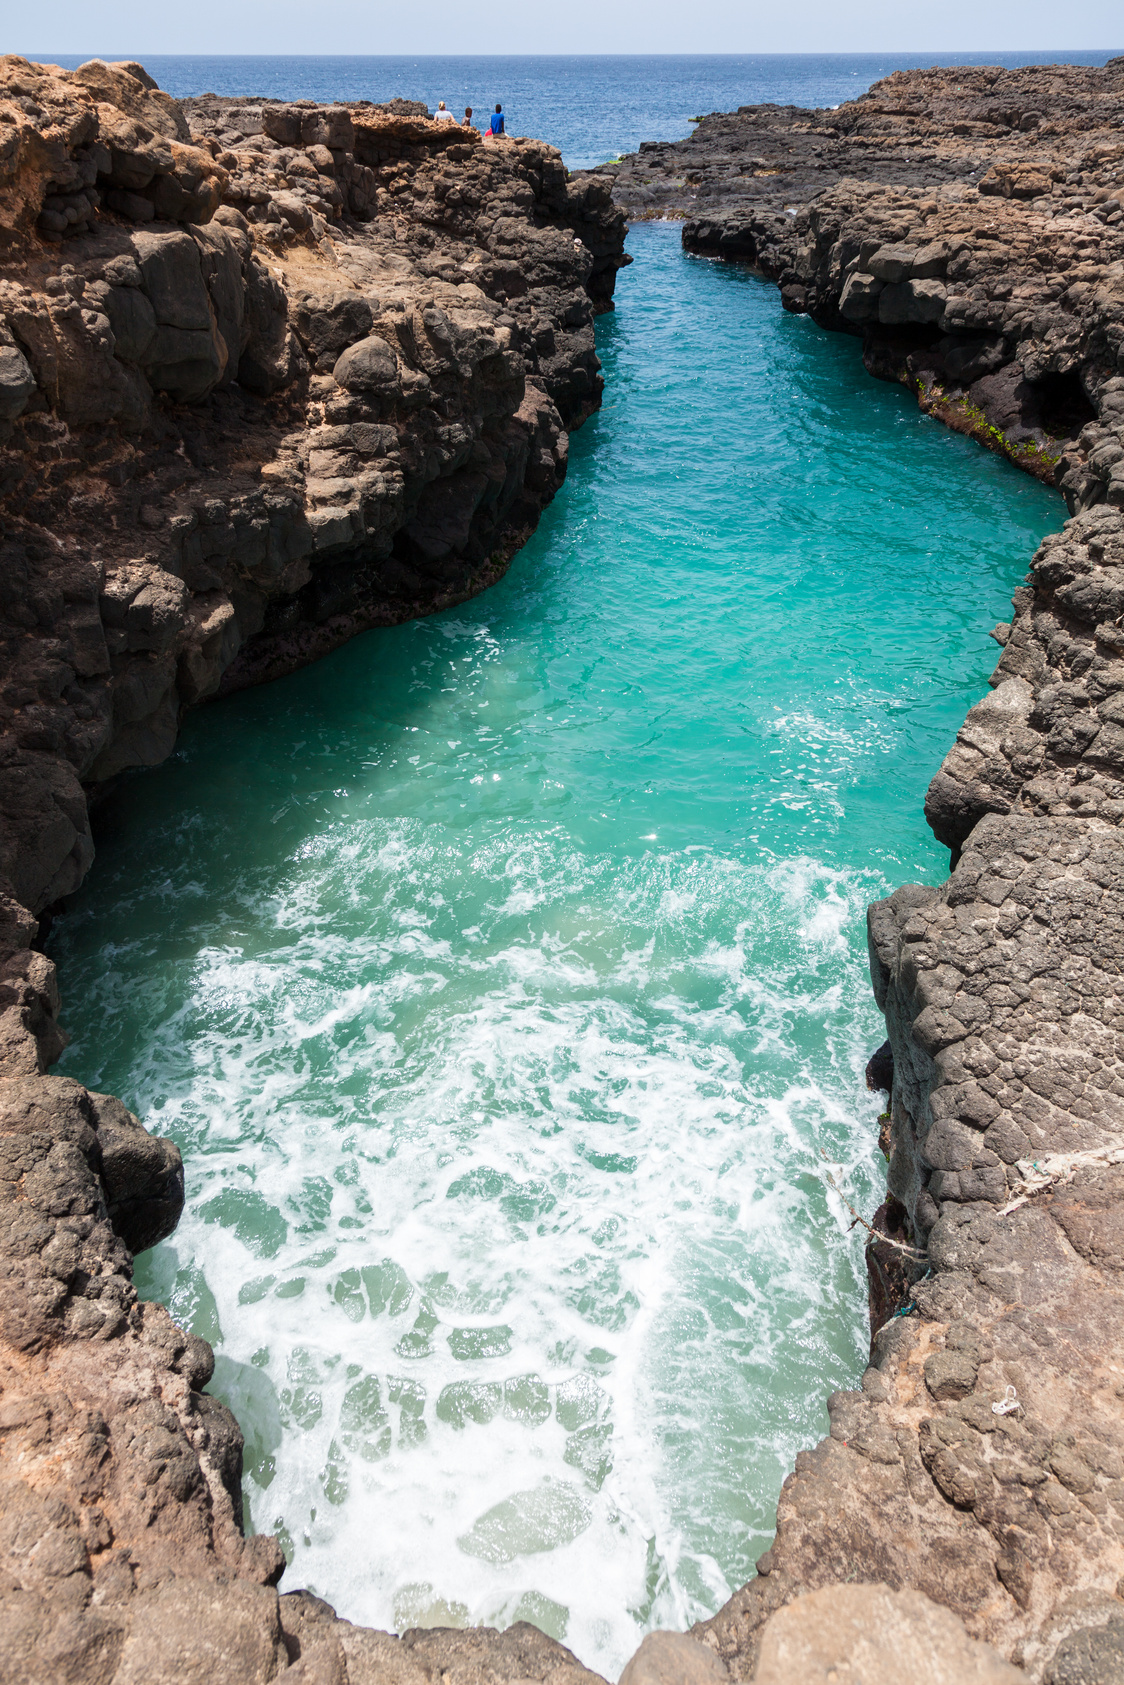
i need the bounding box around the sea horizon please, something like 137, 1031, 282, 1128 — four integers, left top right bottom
21, 48, 1124, 168
24, 48, 1124, 55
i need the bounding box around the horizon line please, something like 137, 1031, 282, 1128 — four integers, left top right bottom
19, 48, 1124, 59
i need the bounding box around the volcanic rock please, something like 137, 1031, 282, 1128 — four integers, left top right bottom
0, 53, 627, 1685
608, 58, 1124, 1683
607, 60, 1124, 490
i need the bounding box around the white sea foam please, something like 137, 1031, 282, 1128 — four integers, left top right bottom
119, 829, 884, 1678
51, 209, 1063, 1678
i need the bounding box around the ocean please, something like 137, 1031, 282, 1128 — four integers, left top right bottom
32, 50, 1123, 170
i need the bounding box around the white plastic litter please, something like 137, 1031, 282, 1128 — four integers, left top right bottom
997, 1145, 1124, 1217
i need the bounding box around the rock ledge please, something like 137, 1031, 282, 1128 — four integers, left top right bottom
608, 59, 1124, 1684
0, 55, 627, 1685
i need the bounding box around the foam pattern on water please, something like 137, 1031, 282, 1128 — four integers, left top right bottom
52, 226, 1060, 1676
129, 833, 878, 1667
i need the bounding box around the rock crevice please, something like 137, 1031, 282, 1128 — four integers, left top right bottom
0, 55, 627, 1685
608, 59, 1124, 1682
6, 50, 1124, 1685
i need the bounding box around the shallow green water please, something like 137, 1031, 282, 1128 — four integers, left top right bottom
52, 225, 1059, 1674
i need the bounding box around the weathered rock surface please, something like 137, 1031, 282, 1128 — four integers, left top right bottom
606, 58, 1124, 1685
623, 1587, 1031, 1683
0, 54, 628, 1685
610, 59, 1124, 226
753, 1582, 1025, 1683
0, 55, 627, 926
7, 49, 1124, 1685
607, 59, 1124, 488
618, 1631, 730, 1685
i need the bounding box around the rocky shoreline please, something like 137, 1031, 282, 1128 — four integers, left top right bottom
0, 55, 631, 1685
2, 50, 1124, 1685
607, 59, 1124, 1684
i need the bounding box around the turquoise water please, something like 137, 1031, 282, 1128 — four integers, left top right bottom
52, 225, 1059, 1674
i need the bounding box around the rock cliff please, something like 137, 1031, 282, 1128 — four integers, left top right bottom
7, 49, 1124, 1685
608, 60, 1124, 1683
609, 59, 1124, 487
0, 55, 629, 1685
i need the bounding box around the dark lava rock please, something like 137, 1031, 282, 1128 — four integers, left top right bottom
0, 54, 627, 1685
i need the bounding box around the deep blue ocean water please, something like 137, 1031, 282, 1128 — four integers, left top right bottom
52, 214, 1061, 1671
33, 51, 1123, 169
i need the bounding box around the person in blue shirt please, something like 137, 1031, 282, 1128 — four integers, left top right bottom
489, 105, 505, 137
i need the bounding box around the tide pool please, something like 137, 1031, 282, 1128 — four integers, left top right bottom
51, 224, 1060, 1676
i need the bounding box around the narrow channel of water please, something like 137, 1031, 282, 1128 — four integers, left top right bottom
51, 225, 1059, 1676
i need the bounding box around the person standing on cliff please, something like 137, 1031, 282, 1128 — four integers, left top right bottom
489, 104, 505, 138
434, 101, 454, 123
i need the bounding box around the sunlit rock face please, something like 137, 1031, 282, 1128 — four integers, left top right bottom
0, 53, 626, 1685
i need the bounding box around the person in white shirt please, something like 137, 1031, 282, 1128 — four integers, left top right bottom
433, 101, 455, 123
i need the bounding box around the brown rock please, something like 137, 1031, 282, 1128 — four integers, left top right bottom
925, 1347, 981, 1401
0, 51, 630, 1685
618, 1631, 729, 1685
111, 1580, 288, 1685
753, 1584, 1023, 1683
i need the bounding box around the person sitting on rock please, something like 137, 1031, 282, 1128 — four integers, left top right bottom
464, 106, 474, 127
434, 101, 454, 123
489, 104, 505, 137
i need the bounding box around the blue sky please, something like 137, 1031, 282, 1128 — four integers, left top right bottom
16, 0, 1122, 57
